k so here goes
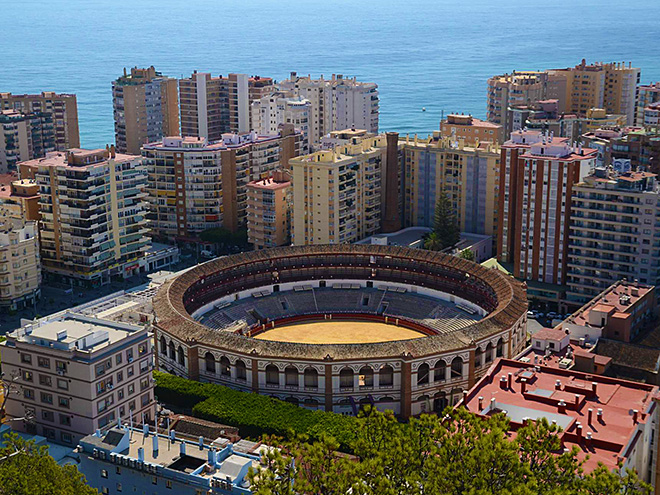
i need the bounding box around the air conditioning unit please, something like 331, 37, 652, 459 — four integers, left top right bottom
128, 357, 134, 363
93, 449, 99, 458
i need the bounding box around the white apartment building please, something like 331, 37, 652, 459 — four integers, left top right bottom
278, 73, 379, 149
0, 312, 156, 446
251, 93, 311, 153
0, 217, 41, 310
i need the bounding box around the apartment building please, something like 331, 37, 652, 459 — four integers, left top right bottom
0, 109, 56, 172
496, 130, 596, 286
440, 113, 503, 145
19, 147, 150, 287
179, 72, 273, 140
548, 61, 639, 125
606, 128, 660, 175
142, 125, 301, 240
0, 92, 79, 150
279, 72, 379, 148
112, 66, 179, 155
291, 132, 398, 245
246, 170, 292, 249
0, 312, 155, 446
0, 218, 41, 311
401, 132, 501, 238
0, 174, 40, 220
636, 82, 660, 126
251, 92, 311, 153
488, 61, 639, 134
567, 169, 660, 304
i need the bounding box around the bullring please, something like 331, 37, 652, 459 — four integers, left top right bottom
154, 244, 528, 417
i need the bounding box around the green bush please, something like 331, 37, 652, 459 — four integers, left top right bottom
154, 372, 357, 450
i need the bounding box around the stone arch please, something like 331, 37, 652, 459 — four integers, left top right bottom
285, 366, 299, 387
235, 359, 247, 381
450, 356, 463, 379
304, 367, 318, 389
204, 352, 215, 373
379, 365, 394, 387
177, 345, 185, 366
417, 363, 430, 386
339, 367, 354, 389
359, 366, 374, 388
265, 364, 279, 385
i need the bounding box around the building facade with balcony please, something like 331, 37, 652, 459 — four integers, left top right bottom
142, 126, 301, 241
0, 92, 79, 151
291, 134, 387, 245
0, 109, 56, 173
278, 72, 379, 149
0, 218, 41, 311
246, 170, 291, 249
19, 147, 150, 287
112, 66, 179, 155
0, 312, 155, 446
251, 93, 311, 153
567, 169, 660, 303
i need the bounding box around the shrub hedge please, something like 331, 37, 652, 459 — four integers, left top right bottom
154, 372, 357, 450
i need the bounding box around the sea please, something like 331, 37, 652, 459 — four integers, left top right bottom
2, 0, 659, 148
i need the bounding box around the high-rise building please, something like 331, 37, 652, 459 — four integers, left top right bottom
251, 93, 311, 153
0, 312, 155, 445
548, 61, 640, 124
0, 109, 56, 173
0, 92, 79, 151
0, 218, 41, 310
279, 72, 379, 149
290, 132, 395, 245
488, 61, 640, 135
19, 147, 150, 287
142, 126, 301, 239
179, 72, 273, 141
440, 114, 503, 145
497, 130, 597, 285
112, 66, 179, 155
246, 170, 292, 249
567, 169, 660, 304
401, 132, 501, 238
636, 82, 660, 126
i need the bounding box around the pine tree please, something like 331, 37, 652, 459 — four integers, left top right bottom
432, 191, 460, 250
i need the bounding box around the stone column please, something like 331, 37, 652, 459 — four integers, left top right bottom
324, 364, 333, 412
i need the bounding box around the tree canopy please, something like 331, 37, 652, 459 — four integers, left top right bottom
0, 432, 98, 495
248, 408, 650, 495
458, 248, 475, 261
425, 191, 460, 251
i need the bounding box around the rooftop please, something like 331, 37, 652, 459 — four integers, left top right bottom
20, 148, 138, 170
6, 313, 145, 354
461, 358, 658, 472
567, 282, 653, 329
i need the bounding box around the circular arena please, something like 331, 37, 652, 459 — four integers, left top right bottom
154, 245, 528, 417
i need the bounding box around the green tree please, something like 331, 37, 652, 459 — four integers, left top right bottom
0, 432, 98, 495
458, 248, 475, 261
248, 408, 651, 495
422, 231, 443, 251
432, 191, 460, 250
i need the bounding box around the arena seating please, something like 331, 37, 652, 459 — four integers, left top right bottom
199, 286, 482, 333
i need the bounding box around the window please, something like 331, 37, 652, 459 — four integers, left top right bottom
23, 388, 34, 400
140, 360, 149, 373
304, 368, 318, 388
58, 397, 70, 408
379, 365, 394, 387
116, 353, 122, 365
434, 362, 446, 381
141, 393, 150, 407
451, 357, 463, 379
116, 483, 122, 492
98, 412, 116, 429
205, 352, 216, 373
39, 375, 52, 387
116, 371, 123, 383
60, 432, 72, 444
57, 379, 68, 390
126, 349, 134, 362
220, 357, 231, 377
417, 364, 430, 386
43, 427, 55, 440
265, 365, 279, 385
359, 367, 373, 388
166, 480, 172, 489
37, 357, 50, 368
235, 360, 247, 380
152, 477, 157, 485
285, 366, 298, 387
55, 361, 67, 373
129, 401, 136, 412
59, 414, 71, 426
118, 389, 124, 400
116, 467, 121, 475
20, 353, 31, 364
127, 366, 134, 378
138, 343, 147, 355
101, 469, 108, 479
128, 384, 135, 395
42, 410, 54, 422
40, 392, 53, 405
339, 368, 354, 389
22, 370, 33, 382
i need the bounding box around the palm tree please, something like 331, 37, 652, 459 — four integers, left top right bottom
424, 231, 443, 251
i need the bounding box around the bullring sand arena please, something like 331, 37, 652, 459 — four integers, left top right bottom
254, 320, 426, 344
